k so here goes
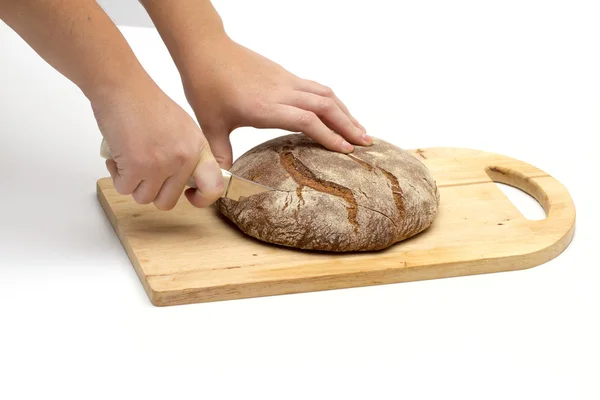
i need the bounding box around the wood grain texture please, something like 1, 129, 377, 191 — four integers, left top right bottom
96, 147, 576, 306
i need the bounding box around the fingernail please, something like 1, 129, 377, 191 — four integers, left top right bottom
197, 161, 225, 193
341, 140, 354, 153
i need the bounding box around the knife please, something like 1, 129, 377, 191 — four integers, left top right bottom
99, 139, 274, 201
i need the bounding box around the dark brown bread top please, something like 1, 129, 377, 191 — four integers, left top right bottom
218, 134, 440, 252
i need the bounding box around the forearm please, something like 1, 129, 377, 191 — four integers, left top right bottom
139, 0, 227, 80
0, 0, 150, 101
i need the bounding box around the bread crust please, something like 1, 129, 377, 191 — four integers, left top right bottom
218, 134, 440, 252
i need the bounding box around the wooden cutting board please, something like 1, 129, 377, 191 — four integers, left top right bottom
97, 147, 576, 306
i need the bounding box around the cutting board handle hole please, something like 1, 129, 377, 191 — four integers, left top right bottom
486, 166, 548, 220
492, 182, 546, 220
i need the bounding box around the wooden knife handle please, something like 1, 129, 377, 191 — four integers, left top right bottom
99, 138, 232, 191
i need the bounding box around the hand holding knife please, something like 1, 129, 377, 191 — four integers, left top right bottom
99, 139, 273, 202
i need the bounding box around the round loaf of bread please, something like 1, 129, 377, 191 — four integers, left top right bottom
218, 134, 440, 252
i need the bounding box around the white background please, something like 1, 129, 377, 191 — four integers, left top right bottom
1, 1, 598, 398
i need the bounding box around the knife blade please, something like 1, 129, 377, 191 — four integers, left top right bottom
99, 139, 274, 201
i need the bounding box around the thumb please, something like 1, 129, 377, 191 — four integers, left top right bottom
204, 128, 233, 169
184, 139, 224, 208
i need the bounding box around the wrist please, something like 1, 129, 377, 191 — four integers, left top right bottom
178, 32, 232, 85
165, 23, 231, 86
81, 64, 156, 106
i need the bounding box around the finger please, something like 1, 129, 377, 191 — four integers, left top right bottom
153, 172, 189, 211
106, 159, 140, 195
283, 91, 369, 146
185, 140, 224, 208
132, 179, 164, 205
203, 127, 233, 169
297, 79, 368, 135
350, 116, 366, 133
254, 104, 354, 153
